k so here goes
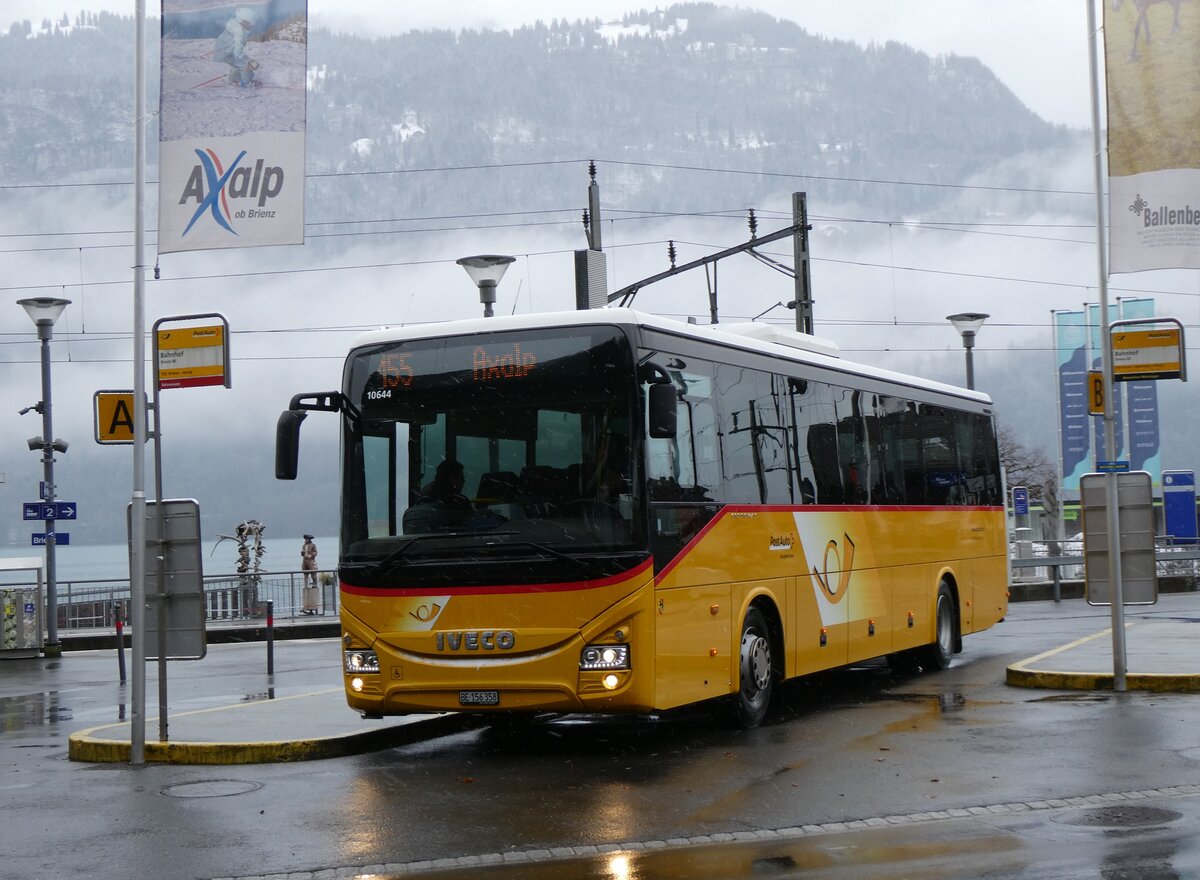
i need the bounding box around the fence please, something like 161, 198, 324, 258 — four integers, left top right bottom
0, 569, 340, 632
10, 545, 1200, 633
1010, 539, 1200, 601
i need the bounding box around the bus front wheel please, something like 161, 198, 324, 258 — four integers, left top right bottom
734, 607, 774, 728
917, 582, 956, 671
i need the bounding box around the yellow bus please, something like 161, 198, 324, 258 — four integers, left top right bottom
276, 308, 1007, 727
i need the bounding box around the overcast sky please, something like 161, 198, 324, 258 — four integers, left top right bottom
6, 0, 1175, 549
8, 1, 1095, 128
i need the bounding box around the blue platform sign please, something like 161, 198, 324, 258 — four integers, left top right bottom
1163, 470, 1197, 545
1096, 460, 1131, 473
31, 533, 69, 546
1012, 486, 1029, 516
22, 501, 76, 520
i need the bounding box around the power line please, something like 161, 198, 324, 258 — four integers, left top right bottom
3, 155, 1096, 199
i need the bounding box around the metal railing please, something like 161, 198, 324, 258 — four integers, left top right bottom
10, 542, 1200, 632
1010, 539, 1200, 601
0, 569, 340, 631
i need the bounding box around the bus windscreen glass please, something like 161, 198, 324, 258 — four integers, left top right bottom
340, 326, 643, 583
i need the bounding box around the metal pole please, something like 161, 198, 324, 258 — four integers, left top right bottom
963, 333, 976, 390
130, 0, 148, 763
480, 281, 496, 318
153, 396, 167, 743
266, 600, 275, 676
1086, 0, 1127, 691
792, 192, 814, 334
37, 330, 61, 656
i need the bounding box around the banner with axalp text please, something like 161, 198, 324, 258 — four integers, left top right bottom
158, 1, 306, 254
1105, 1, 1200, 273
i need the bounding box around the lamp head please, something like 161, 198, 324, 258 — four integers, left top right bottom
18, 297, 71, 328
947, 312, 989, 338
456, 255, 515, 289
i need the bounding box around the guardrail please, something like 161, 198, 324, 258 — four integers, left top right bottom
2, 569, 340, 632
10, 545, 1200, 632
1010, 542, 1200, 602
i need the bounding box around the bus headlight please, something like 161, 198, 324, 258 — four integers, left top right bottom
344, 650, 380, 674
580, 644, 630, 670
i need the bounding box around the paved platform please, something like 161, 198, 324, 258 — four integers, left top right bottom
1006, 617, 1200, 692
68, 688, 474, 765
52, 597, 1200, 766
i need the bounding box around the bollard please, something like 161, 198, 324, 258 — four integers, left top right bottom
266, 599, 275, 676
115, 617, 127, 685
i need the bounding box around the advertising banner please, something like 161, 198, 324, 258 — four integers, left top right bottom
1121, 298, 1162, 485
1105, 1, 1200, 273
1055, 310, 1090, 493
158, 1, 307, 254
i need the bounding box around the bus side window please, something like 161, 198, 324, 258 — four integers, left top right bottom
646, 357, 720, 569
834, 387, 869, 504
791, 378, 842, 504
646, 359, 718, 502
920, 405, 963, 505
715, 365, 790, 504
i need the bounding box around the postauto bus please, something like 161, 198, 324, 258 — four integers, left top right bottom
275, 308, 1007, 727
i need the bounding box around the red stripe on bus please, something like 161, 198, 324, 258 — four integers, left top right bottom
652, 504, 1005, 584
342, 558, 654, 598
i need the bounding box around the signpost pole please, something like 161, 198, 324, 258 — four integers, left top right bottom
130, 0, 148, 764
1087, 0, 1127, 691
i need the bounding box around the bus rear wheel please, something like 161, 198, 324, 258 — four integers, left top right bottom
917, 581, 956, 671
734, 607, 774, 728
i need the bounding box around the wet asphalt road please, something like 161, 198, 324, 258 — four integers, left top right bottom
3, 595, 1200, 880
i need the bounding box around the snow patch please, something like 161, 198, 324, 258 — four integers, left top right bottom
596, 17, 688, 44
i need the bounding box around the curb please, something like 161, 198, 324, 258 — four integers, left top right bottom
69, 710, 477, 765
1006, 626, 1200, 693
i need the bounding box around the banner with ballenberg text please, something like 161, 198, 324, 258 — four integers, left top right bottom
1105, 1, 1200, 273
1120, 297, 1162, 486
1055, 310, 1090, 493
1087, 303, 1124, 462
158, 1, 306, 254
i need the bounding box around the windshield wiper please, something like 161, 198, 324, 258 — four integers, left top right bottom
356, 534, 457, 579
489, 541, 592, 572
347, 534, 594, 580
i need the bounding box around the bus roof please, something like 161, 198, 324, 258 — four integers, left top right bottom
349, 308, 991, 407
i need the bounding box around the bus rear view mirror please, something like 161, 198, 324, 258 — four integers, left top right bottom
275, 409, 307, 480
648, 382, 677, 439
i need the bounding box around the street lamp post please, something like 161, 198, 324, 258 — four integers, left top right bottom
947, 312, 989, 391
17, 296, 71, 657
457, 255, 515, 318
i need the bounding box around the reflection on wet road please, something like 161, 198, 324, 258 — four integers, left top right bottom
378, 793, 1200, 880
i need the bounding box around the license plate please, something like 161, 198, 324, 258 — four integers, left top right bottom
459, 690, 500, 706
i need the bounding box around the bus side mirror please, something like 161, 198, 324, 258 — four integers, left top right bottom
275, 409, 307, 480
648, 383, 677, 439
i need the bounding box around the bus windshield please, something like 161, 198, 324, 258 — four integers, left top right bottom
340, 325, 644, 584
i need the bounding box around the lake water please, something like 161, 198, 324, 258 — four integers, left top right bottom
0, 535, 337, 584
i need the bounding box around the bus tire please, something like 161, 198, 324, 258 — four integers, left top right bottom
734, 607, 774, 728
918, 581, 956, 671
